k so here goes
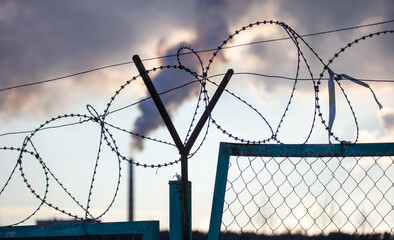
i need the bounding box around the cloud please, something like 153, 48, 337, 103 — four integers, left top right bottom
0, 0, 196, 116
379, 108, 394, 136
357, 109, 394, 143
0, 0, 393, 149
130, 0, 394, 150
0, 1, 133, 115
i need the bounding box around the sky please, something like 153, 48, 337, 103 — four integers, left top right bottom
0, 0, 393, 233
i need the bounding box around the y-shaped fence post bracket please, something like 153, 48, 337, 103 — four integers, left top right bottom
133, 54, 234, 240
133, 55, 190, 240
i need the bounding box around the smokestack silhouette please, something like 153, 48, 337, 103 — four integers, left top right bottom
129, 160, 134, 221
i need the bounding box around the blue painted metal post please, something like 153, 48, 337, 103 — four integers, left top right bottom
169, 180, 191, 240
207, 143, 231, 240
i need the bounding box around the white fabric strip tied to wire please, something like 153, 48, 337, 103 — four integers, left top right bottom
327, 68, 383, 143
328, 68, 336, 144
340, 73, 383, 110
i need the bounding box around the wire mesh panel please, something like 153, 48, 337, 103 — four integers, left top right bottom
208, 143, 394, 240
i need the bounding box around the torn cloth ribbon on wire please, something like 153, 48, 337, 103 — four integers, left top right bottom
327, 68, 336, 144
340, 73, 383, 110
327, 68, 383, 143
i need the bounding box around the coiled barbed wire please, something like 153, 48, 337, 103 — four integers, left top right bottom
1, 20, 392, 225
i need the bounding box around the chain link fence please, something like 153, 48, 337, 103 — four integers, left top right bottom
208, 143, 393, 240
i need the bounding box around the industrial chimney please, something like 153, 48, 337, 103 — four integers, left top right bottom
128, 160, 134, 222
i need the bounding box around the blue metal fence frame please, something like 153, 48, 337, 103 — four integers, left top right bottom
0, 221, 159, 240
207, 142, 394, 240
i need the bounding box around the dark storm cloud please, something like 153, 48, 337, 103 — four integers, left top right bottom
0, 0, 195, 115
250, 0, 394, 63
281, 0, 394, 60
0, 1, 137, 83
0, 0, 139, 115
0, 0, 392, 147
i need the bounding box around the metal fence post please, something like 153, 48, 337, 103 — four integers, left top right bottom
169, 180, 191, 240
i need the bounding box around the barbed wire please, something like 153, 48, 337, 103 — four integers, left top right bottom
1, 19, 393, 226
0, 74, 391, 138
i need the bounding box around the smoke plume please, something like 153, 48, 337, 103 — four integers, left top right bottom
131, 1, 252, 151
